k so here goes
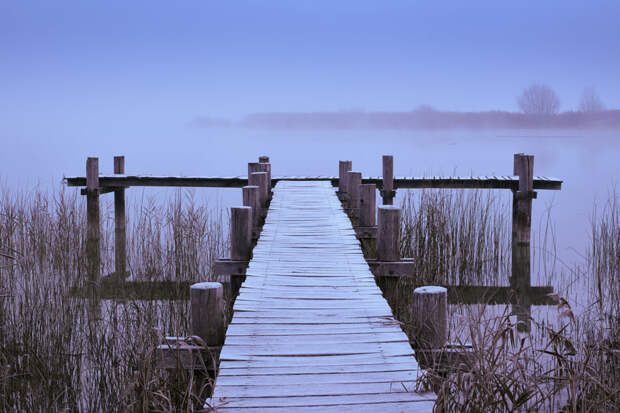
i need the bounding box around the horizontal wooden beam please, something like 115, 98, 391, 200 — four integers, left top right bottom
354, 226, 377, 239
64, 175, 562, 191
367, 259, 415, 277
415, 344, 475, 372
213, 259, 249, 276
447, 285, 556, 305
69, 279, 194, 300
156, 338, 221, 371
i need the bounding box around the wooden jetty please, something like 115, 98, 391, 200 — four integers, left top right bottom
209, 181, 435, 411
66, 153, 563, 410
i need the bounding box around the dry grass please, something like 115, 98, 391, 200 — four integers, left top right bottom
0, 185, 227, 412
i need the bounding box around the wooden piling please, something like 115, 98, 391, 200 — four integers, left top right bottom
248, 172, 269, 211
512, 153, 535, 331
376, 206, 400, 261
347, 171, 362, 222
249, 161, 271, 194
411, 286, 448, 349
190, 282, 226, 347
359, 184, 377, 227
230, 207, 252, 261
242, 185, 260, 233
86, 157, 100, 283
113, 156, 126, 279
258, 156, 270, 163
338, 160, 352, 200
382, 155, 395, 205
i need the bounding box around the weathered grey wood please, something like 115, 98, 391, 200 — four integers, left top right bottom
230, 207, 252, 261
86, 157, 100, 282
213, 259, 249, 276
258, 156, 270, 163
156, 339, 220, 370
411, 286, 448, 350
367, 259, 414, 277
512, 153, 535, 332
242, 185, 260, 231
249, 162, 272, 193
65, 174, 562, 191
113, 156, 126, 279
209, 181, 432, 412
191, 282, 227, 347
381, 155, 395, 205
249, 172, 269, 210
338, 160, 352, 195
376, 206, 400, 262
359, 183, 376, 227
346, 171, 361, 221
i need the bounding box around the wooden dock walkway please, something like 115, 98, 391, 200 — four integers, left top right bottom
208, 181, 435, 412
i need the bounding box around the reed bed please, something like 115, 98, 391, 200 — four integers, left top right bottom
0, 185, 227, 412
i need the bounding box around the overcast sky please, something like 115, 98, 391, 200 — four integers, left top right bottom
2, 1, 619, 123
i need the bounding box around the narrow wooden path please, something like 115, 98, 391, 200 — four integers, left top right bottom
208, 181, 435, 412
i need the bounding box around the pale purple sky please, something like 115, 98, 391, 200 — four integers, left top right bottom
1, 1, 619, 124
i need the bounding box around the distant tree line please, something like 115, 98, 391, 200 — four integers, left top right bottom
517, 84, 606, 115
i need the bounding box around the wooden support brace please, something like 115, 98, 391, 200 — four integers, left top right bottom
86, 157, 100, 283
381, 155, 396, 205
367, 258, 415, 277
213, 259, 249, 276
354, 226, 377, 239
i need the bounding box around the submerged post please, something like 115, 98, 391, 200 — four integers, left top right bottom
338, 160, 352, 202
113, 156, 126, 279
347, 171, 362, 223
86, 157, 100, 283
411, 286, 448, 349
376, 206, 400, 261
512, 153, 535, 331
381, 155, 395, 205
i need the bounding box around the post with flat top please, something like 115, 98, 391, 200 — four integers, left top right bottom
189, 281, 226, 400
359, 184, 377, 228
347, 171, 362, 224
242, 185, 260, 238
376, 206, 400, 261
86, 157, 100, 283
381, 155, 395, 205
248, 172, 269, 220
230, 206, 252, 296
512, 153, 535, 332
338, 160, 352, 203
113, 156, 127, 279
249, 161, 272, 199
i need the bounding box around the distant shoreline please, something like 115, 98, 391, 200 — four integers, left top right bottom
192, 110, 620, 130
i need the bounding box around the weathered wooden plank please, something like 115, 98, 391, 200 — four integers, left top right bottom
210, 180, 431, 411
64, 175, 562, 190
209, 401, 436, 413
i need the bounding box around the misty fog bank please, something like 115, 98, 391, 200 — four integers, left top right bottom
193, 110, 620, 130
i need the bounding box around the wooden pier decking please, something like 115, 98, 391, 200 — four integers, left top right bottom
208, 181, 435, 412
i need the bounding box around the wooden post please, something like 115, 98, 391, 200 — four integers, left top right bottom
86, 157, 100, 283
113, 156, 126, 279
381, 155, 395, 205
258, 156, 270, 163
359, 184, 377, 227
189, 281, 226, 401
248, 172, 269, 212
249, 161, 271, 195
376, 206, 400, 261
230, 207, 252, 261
190, 282, 226, 347
242, 185, 260, 233
412, 286, 448, 349
338, 160, 352, 201
512, 153, 535, 332
347, 171, 361, 222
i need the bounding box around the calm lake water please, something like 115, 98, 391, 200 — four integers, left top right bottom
2, 125, 619, 311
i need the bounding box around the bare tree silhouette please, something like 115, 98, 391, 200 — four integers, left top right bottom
579, 87, 605, 112
517, 84, 560, 115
